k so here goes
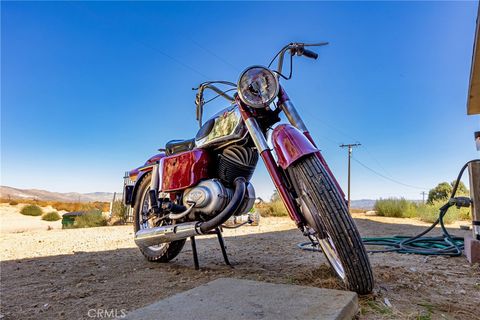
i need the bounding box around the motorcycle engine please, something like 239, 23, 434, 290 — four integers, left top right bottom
183, 179, 255, 217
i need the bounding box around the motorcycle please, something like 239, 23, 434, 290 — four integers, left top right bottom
124, 42, 374, 294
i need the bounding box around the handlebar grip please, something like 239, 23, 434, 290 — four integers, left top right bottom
302, 49, 318, 59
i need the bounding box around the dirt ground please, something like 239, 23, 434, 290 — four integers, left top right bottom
1, 205, 479, 320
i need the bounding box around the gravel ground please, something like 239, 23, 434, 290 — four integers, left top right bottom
1, 207, 479, 320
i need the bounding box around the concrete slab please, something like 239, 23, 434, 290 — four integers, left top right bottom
125, 278, 358, 320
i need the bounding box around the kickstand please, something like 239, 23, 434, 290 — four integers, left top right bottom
215, 227, 233, 268
189, 228, 233, 270
190, 236, 200, 270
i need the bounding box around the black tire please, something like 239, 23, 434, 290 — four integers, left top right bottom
133, 172, 186, 262
288, 155, 374, 294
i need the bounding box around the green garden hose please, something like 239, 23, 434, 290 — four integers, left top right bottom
298, 160, 478, 257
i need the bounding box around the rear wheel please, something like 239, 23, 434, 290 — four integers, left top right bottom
288, 155, 374, 294
133, 172, 185, 262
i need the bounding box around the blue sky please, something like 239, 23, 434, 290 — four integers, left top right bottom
1, 1, 479, 201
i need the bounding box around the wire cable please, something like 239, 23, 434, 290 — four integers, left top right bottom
352, 156, 427, 190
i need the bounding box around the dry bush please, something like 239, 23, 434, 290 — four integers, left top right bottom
374, 198, 416, 218
0, 198, 109, 213
110, 200, 127, 224
349, 208, 365, 214
20, 205, 43, 216
73, 210, 108, 228
42, 211, 61, 221
256, 200, 288, 217
374, 198, 470, 224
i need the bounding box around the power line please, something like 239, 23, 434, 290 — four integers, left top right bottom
302, 108, 395, 177
352, 156, 427, 190
132, 11, 240, 72
71, 3, 212, 80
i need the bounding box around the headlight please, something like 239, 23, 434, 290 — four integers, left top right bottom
237, 66, 279, 108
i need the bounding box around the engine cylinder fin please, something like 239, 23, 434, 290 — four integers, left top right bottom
217, 145, 258, 186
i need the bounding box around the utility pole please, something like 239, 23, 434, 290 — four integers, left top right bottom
420, 191, 427, 204
340, 143, 361, 212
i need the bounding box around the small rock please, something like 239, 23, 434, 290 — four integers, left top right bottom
384, 297, 392, 308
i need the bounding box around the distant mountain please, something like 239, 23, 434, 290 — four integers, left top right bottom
350, 199, 376, 210
0, 186, 120, 203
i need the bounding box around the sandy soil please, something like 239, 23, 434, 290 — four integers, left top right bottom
1, 206, 479, 320
0, 203, 64, 233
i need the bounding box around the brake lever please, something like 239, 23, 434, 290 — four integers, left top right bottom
195, 86, 205, 127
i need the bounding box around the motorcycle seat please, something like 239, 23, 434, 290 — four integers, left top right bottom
165, 139, 195, 156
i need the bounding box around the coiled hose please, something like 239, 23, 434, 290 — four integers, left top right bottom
298, 160, 478, 256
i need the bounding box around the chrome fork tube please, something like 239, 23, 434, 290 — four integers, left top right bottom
244, 117, 270, 152
279, 100, 308, 133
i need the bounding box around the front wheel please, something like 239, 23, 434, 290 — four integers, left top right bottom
288, 155, 374, 294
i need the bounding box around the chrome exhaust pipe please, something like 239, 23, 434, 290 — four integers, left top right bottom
134, 177, 247, 247
134, 222, 200, 247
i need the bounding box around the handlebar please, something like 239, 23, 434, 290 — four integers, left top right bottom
193, 42, 327, 127
273, 42, 328, 79
300, 48, 318, 59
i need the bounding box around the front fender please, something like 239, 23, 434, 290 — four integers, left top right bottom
272, 124, 318, 169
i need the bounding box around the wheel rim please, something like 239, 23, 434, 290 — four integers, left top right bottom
139, 187, 167, 252
317, 236, 346, 280
299, 198, 346, 280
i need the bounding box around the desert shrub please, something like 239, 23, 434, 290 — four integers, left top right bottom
374, 198, 416, 218
73, 210, 107, 228
110, 200, 127, 224
20, 205, 43, 216
42, 211, 61, 221
415, 201, 471, 224
52, 202, 78, 212
256, 200, 288, 217
349, 208, 365, 214
9, 200, 18, 205
51, 201, 110, 213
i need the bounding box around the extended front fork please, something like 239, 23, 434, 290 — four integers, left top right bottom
238, 86, 346, 230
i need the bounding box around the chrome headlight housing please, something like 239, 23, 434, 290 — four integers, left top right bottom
237, 66, 279, 108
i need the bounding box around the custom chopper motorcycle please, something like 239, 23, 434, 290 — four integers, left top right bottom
124, 42, 374, 294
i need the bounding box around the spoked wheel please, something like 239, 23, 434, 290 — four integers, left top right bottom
289, 155, 374, 294
133, 172, 185, 262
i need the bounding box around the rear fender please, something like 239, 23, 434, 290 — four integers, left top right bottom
272, 124, 318, 169
129, 167, 153, 207
129, 153, 166, 207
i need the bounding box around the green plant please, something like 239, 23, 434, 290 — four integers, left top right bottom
73, 210, 107, 228
256, 199, 288, 217
427, 182, 451, 203
427, 180, 469, 204
20, 205, 43, 216
415, 201, 470, 224
9, 200, 18, 205
42, 211, 61, 221
111, 200, 127, 223
374, 198, 416, 218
